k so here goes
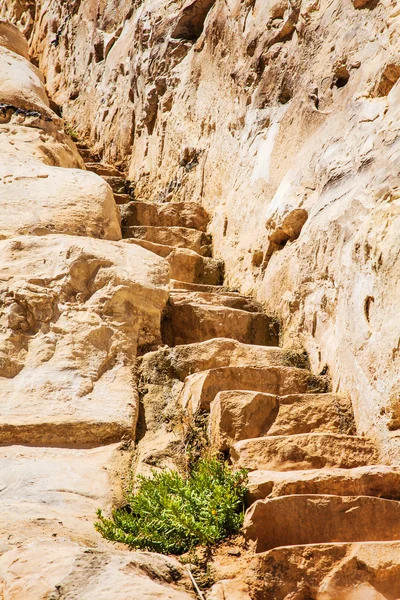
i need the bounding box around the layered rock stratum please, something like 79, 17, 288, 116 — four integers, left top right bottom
1, 1, 400, 598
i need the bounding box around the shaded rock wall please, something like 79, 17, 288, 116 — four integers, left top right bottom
2, 0, 400, 461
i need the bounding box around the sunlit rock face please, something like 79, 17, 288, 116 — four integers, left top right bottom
3, 0, 398, 460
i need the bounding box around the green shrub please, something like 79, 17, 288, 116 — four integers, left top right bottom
95, 456, 248, 554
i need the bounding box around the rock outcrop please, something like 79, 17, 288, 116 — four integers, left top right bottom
1, 2, 400, 598
2, 0, 399, 462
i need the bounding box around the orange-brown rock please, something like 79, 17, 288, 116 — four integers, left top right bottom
209, 391, 355, 451
231, 433, 378, 471
256, 542, 400, 599
121, 201, 209, 231
123, 225, 212, 255
179, 366, 328, 414
246, 465, 400, 503
244, 494, 400, 552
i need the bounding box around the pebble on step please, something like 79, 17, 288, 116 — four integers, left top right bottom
243, 494, 400, 552
178, 366, 328, 414
230, 433, 378, 471
246, 465, 400, 502
208, 392, 355, 451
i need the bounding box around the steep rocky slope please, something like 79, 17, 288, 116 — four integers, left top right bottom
2, 0, 399, 461
1, 1, 400, 598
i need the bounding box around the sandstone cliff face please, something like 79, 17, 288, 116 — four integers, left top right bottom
2, 0, 399, 461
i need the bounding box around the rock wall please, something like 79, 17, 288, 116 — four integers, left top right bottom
0, 20, 198, 599
1, 0, 400, 462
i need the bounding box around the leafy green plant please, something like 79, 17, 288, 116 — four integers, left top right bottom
95, 456, 248, 555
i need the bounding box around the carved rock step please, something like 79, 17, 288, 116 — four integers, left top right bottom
162, 302, 279, 346
243, 494, 400, 552
122, 225, 212, 255
124, 237, 211, 258
230, 433, 378, 471
170, 280, 230, 292
246, 465, 400, 503
170, 291, 264, 313
139, 338, 308, 383
178, 366, 328, 414
102, 175, 130, 194
255, 541, 400, 599
0, 444, 129, 550
123, 240, 222, 284
120, 201, 209, 231
85, 162, 123, 177
114, 193, 132, 205
209, 392, 355, 451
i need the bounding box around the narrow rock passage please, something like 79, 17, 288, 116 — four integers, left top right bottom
82, 150, 400, 598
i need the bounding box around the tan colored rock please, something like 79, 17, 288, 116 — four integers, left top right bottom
166, 249, 223, 285
7, 0, 399, 462
0, 162, 121, 240
0, 235, 168, 445
0, 20, 29, 58
246, 465, 400, 502
0, 443, 129, 550
0, 540, 195, 600
179, 366, 328, 414
256, 542, 400, 599
121, 201, 209, 231
170, 290, 264, 312
230, 433, 378, 471
162, 303, 279, 346
139, 338, 306, 382
209, 391, 355, 451
207, 579, 252, 600
123, 226, 212, 255
244, 494, 400, 552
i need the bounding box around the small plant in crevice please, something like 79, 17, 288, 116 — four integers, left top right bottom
95, 456, 248, 555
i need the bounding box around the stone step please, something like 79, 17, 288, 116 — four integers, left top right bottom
178, 366, 328, 414
0, 444, 129, 550
255, 542, 400, 599
120, 201, 209, 231
139, 338, 308, 383
230, 433, 378, 471
101, 175, 129, 194
80, 148, 100, 162
114, 193, 132, 205
209, 392, 355, 451
170, 280, 228, 292
243, 494, 400, 552
85, 162, 123, 177
170, 290, 264, 313
246, 465, 400, 503
124, 236, 212, 258
122, 225, 212, 255
161, 301, 280, 347
123, 240, 222, 284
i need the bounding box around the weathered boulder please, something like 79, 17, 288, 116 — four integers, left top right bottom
0, 235, 169, 446
0, 540, 195, 600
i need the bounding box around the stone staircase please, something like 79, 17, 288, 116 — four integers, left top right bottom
79, 151, 400, 598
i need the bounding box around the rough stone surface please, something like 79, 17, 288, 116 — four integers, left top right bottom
231, 433, 378, 472
5, 0, 400, 461
179, 366, 328, 414
246, 465, 400, 502
0, 235, 169, 446
0, 540, 195, 600
244, 494, 400, 552
256, 542, 400, 599
209, 391, 355, 451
